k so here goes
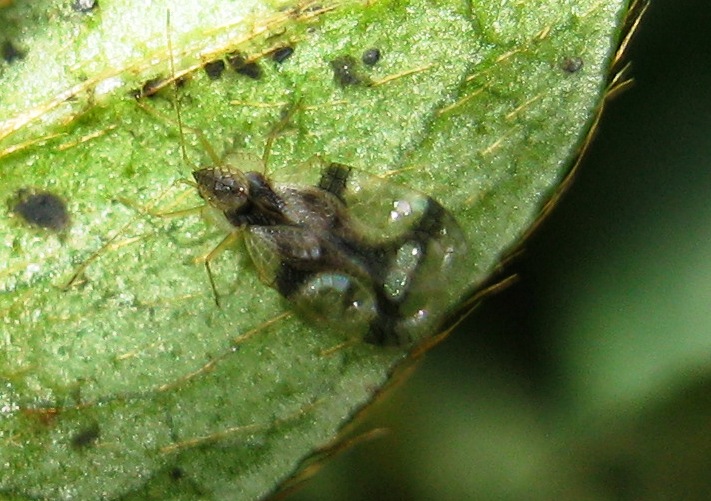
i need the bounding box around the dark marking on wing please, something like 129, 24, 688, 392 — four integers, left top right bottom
275, 261, 314, 298
317, 163, 351, 204
405, 197, 446, 247
365, 198, 449, 345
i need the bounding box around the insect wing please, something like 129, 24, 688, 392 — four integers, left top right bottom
329, 168, 467, 275
246, 165, 468, 345
244, 225, 308, 288
313, 166, 468, 344
331, 169, 437, 239
245, 225, 378, 334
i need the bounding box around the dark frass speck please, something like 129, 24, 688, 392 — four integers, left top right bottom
227, 52, 262, 80
271, 46, 295, 64
361, 47, 381, 66
1, 40, 25, 63
561, 56, 584, 73
203, 59, 226, 80
70, 422, 100, 450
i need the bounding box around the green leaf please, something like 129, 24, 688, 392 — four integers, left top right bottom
0, 0, 632, 499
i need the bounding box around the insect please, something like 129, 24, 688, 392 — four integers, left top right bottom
191, 131, 467, 346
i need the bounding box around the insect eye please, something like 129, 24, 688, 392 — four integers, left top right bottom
214, 177, 244, 196
193, 168, 248, 211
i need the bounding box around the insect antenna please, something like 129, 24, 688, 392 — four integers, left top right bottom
166, 10, 189, 172
62, 11, 221, 292
164, 10, 226, 307
136, 10, 221, 169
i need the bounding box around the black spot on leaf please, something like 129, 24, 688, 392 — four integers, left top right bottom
2, 40, 25, 63
71, 422, 100, 450
561, 56, 584, 73
11, 189, 70, 231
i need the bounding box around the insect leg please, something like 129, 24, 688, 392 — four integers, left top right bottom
195, 230, 242, 307
261, 99, 303, 172
116, 195, 203, 219
61, 220, 144, 289
61, 183, 202, 289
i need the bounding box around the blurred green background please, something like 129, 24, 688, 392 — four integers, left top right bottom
290, 1, 711, 499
